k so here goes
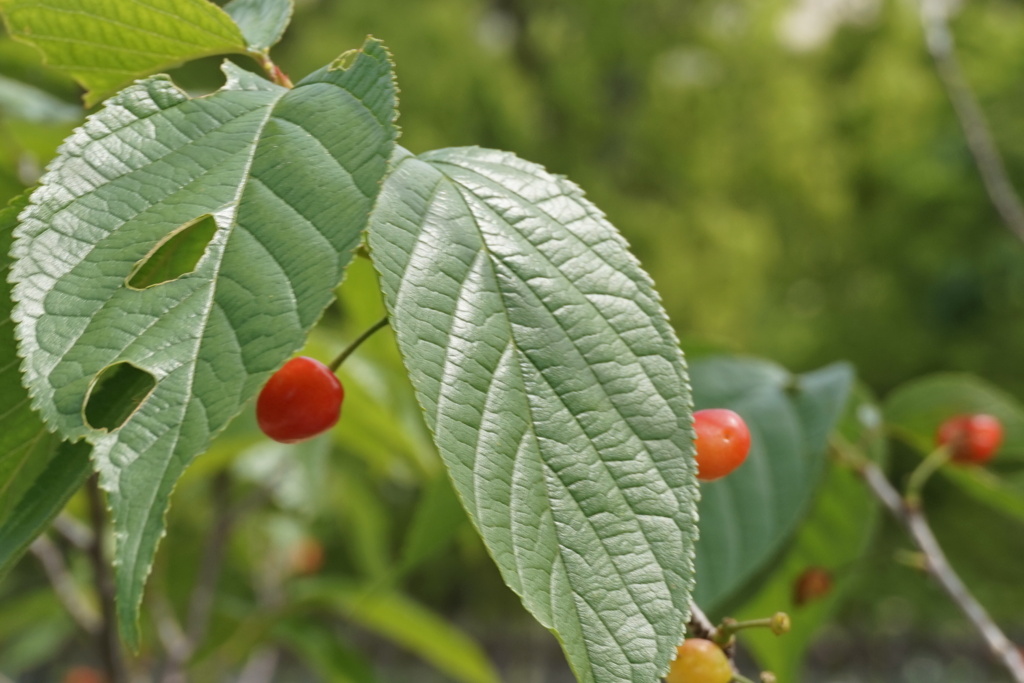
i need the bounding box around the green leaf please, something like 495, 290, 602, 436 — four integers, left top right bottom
292, 578, 500, 683
690, 357, 853, 611
274, 618, 378, 683
884, 372, 1024, 462
738, 384, 885, 683
0, 440, 91, 579
367, 146, 697, 683
396, 473, 467, 577
224, 0, 294, 52
10, 39, 397, 645
0, 193, 57, 527
0, 0, 248, 106
0, 193, 89, 573
0, 74, 80, 123
884, 373, 1024, 523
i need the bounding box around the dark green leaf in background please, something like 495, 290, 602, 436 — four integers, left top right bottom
0, 0, 248, 107
291, 578, 501, 683
0, 74, 80, 124
9, 40, 397, 645
224, 0, 294, 53
885, 373, 1024, 522
690, 357, 853, 611
0, 193, 90, 579
368, 146, 698, 683
738, 384, 885, 682
884, 373, 1024, 461
0, 441, 91, 580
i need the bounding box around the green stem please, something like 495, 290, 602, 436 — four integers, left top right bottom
905, 445, 952, 508
328, 316, 390, 372
253, 52, 294, 88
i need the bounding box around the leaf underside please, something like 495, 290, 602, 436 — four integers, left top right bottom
368, 146, 698, 683
10, 39, 397, 645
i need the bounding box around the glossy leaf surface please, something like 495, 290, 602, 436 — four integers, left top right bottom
10, 40, 396, 644
368, 146, 698, 683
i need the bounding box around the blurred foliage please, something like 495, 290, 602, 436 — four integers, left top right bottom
4, 0, 1024, 681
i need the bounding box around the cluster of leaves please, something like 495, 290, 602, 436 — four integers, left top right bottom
1, 1, 1023, 683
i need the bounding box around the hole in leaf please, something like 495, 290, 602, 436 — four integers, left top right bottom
330, 49, 359, 71
126, 214, 218, 290
83, 362, 157, 432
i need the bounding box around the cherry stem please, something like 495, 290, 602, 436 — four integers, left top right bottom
904, 445, 952, 509
253, 51, 295, 88
329, 316, 390, 372
718, 613, 790, 640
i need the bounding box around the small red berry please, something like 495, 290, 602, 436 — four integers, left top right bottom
793, 566, 833, 606
693, 408, 751, 482
935, 414, 1003, 465
665, 638, 732, 683
256, 357, 343, 443
288, 537, 325, 576
63, 667, 106, 683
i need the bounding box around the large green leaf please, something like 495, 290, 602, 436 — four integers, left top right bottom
367, 146, 698, 683
0, 194, 90, 576
738, 384, 885, 682
690, 357, 853, 611
0, 0, 248, 107
10, 39, 397, 645
224, 0, 294, 53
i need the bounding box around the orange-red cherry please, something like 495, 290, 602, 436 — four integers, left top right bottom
793, 566, 834, 606
935, 414, 1003, 465
256, 357, 343, 443
665, 638, 732, 683
693, 408, 751, 482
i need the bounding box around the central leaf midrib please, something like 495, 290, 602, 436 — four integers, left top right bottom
443, 175, 691, 525
421, 162, 678, 666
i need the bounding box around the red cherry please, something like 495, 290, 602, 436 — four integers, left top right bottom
288, 537, 325, 576
793, 566, 833, 606
256, 357, 343, 443
693, 408, 751, 482
63, 667, 106, 683
935, 414, 1003, 465
665, 638, 732, 683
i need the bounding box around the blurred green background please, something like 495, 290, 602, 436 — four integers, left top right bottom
2, 0, 1024, 681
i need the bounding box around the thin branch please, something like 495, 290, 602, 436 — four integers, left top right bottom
686, 600, 737, 668
185, 470, 234, 644
687, 600, 718, 640
160, 470, 236, 682
856, 459, 1024, 682
85, 476, 129, 683
29, 535, 100, 634
51, 513, 94, 551
918, 0, 1024, 244
237, 648, 280, 683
